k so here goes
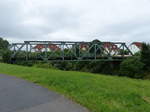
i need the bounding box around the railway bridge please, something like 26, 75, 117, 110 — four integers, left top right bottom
10, 40, 133, 62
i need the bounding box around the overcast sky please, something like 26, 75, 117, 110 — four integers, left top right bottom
0, 0, 150, 43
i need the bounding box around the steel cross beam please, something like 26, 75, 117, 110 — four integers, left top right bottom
10, 41, 133, 62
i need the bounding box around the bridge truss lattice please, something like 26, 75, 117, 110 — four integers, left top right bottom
10, 41, 133, 61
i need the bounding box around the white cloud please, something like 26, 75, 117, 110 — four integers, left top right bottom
0, 0, 150, 43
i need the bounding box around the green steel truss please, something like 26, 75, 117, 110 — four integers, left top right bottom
10, 41, 133, 61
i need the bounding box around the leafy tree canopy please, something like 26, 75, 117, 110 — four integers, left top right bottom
0, 37, 9, 50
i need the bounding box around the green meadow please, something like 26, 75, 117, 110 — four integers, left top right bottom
0, 63, 150, 112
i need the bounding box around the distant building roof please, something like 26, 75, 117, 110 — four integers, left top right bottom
34, 44, 60, 51
131, 42, 142, 49
103, 42, 118, 51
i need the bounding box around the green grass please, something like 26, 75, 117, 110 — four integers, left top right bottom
0, 63, 150, 112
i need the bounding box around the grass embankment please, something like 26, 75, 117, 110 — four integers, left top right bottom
0, 63, 150, 112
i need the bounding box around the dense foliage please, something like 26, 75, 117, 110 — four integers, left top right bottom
119, 57, 144, 78
141, 43, 150, 72
2, 50, 12, 63
0, 37, 9, 49
0, 37, 10, 62
119, 43, 150, 79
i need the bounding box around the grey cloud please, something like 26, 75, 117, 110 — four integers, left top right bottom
0, 0, 150, 43
0, 2, 81, 42
0, 1, 25, 39
98, 18, 150, 42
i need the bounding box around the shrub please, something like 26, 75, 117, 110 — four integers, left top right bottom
73, 61, 119, 75
141, 43, 150, 72
34, 62, 55, 69
120, 56, 144, 78
2, 50, 12, 63
15, 61, 34, 66
0, 37, 10, 63
0, 37, 9, 49
51, 62, 74, 71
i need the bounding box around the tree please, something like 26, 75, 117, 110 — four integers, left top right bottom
2, 50, 12, 63
0, 37, 10, 63
0, 37, 9, 50
141, 43, 150, 71
120, 56, 144, 78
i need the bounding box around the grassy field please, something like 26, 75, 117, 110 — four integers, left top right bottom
0, 63, 150, 112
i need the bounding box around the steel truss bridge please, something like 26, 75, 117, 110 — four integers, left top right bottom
10, 40, 133, 61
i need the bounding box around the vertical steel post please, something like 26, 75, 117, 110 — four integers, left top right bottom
44, 44, 48, 61
78, 43, 80, 59
122, 43, 125, 57
26, 43, 29, 61
74, 44, 76, 57
94, 44, 97, 60
62, 42, 65, 60
13, 45, 16, 52
29, 44, 32, 52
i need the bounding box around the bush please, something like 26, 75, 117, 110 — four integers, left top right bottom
120, 56, 144, 78
15, 61, 34, 66
34, 62, 55, 69
71, 61, 120, 75
0, 37, 9, 49
2, 50, 12, 63
0, 37, 10, 63
141, 43, 150, 72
